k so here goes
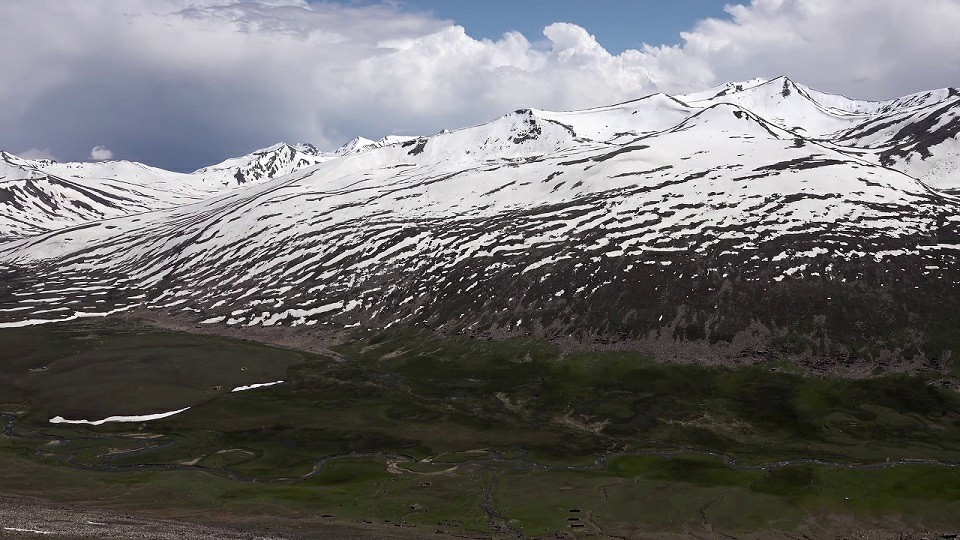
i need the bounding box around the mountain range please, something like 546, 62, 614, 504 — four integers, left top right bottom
0, 137, 417, 239
1, 77, 958, 372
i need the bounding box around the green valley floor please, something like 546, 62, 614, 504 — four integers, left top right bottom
1, 319, 959, 538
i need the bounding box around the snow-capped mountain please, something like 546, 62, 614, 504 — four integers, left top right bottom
191, 142, 328, 187
0, 151, 208, 238
1, 78, 958, 369
0, 137, 415, 238
334, 136, 418, 156
679, 77, 960, 190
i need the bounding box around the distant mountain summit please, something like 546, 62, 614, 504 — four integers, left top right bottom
1, 78, 959, 372
0, 136, 419, 238
334, 136, 418, 156
192, 142, 327, 187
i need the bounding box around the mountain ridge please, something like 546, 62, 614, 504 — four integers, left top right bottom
1, 77, 958, 372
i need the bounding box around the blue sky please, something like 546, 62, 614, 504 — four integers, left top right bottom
333, 1, 743, 53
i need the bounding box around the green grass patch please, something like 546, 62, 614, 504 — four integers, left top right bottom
3, 320, 960, 536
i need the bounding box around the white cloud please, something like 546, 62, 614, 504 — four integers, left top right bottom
90, 145, 114, 160
16, 148, 57, 161
636, 0, 960, 98
0, 0, 957, 170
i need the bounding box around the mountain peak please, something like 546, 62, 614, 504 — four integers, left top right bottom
1, 151, 56, 168
677, 78, 768, 102
334, 136, 377, 156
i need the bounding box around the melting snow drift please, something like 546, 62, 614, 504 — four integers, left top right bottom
49, 407, 190, 426
231, 380, 285, 392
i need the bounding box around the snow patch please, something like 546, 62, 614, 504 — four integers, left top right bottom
230, 380, 285, 392
49, 407, 190, 426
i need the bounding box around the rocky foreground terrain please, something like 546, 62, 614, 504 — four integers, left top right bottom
0, 493, 955, 540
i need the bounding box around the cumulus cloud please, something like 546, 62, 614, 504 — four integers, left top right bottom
0, 0, 957, 170
636, 0, 960, 98
90, 145, 114, 160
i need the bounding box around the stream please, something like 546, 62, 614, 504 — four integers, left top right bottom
3, 412, 959, 485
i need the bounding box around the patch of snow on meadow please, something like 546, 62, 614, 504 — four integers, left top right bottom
49, 407, 190, 426
231, 380, 285, 392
